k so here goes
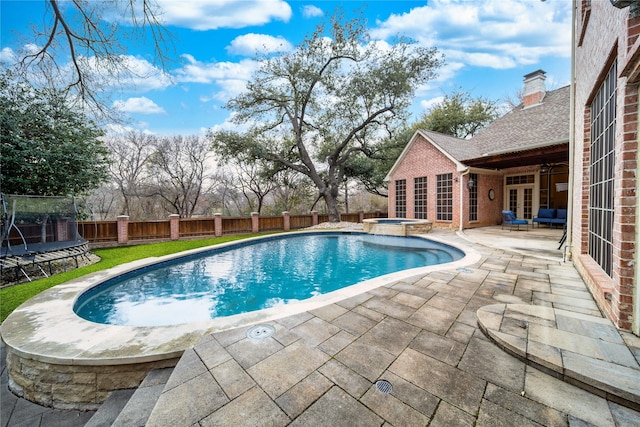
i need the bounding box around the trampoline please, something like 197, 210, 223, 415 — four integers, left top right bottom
1, 194, 90, 283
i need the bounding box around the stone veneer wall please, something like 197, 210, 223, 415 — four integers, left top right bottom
5, 348, 179, 410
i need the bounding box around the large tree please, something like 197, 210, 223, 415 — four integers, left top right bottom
343, 124, 416, 198
209, 13, 443, 222
419, 90, 498, 139
104, 130, 156, 216
146, 135, 213, 218
13, 0, 171, 120
0, 71, 109, 196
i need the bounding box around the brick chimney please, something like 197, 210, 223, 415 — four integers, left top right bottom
522, 69, 546, 108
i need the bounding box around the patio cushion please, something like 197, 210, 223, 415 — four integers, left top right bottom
556, 209, 567, 219
537, 208, 556, 218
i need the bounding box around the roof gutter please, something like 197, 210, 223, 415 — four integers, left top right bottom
565, 0, 576, 262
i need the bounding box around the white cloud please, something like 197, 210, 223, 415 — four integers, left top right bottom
226, 33, 293, 56
208, 112, 252, 133
302, 5, 323, 18
155, 0, 292, 30
0, 47, 17, 63
175, 55, 257, 84
420, 96, 445, 112
371, 0, 571, 73
113, 97, 165, 114
199, 78, 247, 103
68, 55, 174, 92
117, 56, 175, 91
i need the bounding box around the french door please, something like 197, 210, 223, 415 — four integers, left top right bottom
508, 186, 533, 220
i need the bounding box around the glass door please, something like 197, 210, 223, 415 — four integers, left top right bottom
508, 186, 533, 219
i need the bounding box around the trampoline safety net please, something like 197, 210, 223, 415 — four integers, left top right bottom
1, 193, 87, 257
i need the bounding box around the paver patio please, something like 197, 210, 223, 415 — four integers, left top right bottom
144, 228, 640, 426
2, 227, 640, 426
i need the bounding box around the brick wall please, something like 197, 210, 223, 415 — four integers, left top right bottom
574, 1, 639, 332
388, 134, 508, 229
389, 135, 457, 228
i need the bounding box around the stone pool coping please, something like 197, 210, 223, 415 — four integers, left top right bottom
0, 231, 480, 408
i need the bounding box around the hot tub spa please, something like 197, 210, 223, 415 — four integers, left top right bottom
362, 218, 432, 236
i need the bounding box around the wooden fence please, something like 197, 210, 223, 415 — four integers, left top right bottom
77, 211, 386, 246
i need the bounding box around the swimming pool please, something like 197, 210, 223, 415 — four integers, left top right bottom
74, 232, 463, 326
1, 230, 479, 410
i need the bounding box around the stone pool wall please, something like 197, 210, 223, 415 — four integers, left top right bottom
5, 349, 179, 410
362, 219, 432, 236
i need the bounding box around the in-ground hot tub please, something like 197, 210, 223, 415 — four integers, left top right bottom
362, 218, 432, 236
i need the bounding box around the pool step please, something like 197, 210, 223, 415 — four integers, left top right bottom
85, 367, 173, 427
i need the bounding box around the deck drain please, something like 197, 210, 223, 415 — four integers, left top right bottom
246, 324, 275, 340
456, 267, 474, 274
374, 380, 393, 394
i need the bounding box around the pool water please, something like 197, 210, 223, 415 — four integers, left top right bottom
74, 233, 463, 326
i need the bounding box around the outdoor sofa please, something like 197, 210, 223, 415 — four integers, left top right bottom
532, 208, 567, 228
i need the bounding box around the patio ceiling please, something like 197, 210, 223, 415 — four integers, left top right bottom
463, 142, 569, 170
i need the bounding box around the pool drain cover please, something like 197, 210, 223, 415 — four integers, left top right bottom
374, 380, 393, 394
247, 324, 275, 340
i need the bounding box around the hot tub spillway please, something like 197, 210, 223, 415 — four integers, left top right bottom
362, 218, 432, 236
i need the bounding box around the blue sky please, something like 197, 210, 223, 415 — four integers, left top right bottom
1, 0, 572, 136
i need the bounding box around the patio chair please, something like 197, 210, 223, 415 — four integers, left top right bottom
501, 210, 529, 231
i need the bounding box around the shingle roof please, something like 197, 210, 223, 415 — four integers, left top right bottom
385, 85, 571, 179
461, 85, 571, 160
418, 85, 570, 162
418, 129, 482, 161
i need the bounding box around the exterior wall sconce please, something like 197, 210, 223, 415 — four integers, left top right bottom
467, 179, 475, 189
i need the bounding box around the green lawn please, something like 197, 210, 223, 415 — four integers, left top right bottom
0, 234, 268, 323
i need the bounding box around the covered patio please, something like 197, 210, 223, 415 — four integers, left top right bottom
463, 225, 566, 262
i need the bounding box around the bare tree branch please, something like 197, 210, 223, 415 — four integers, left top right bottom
15, 0, 174, 122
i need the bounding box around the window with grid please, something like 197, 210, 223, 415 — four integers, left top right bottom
469, 173, 478, 221
395, 179, 406, 218
588, 61, 616, 277
506, 175, 534, 185
436, 173, 453, 221
414, 177, 428, 219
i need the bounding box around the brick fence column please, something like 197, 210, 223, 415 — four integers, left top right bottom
283, 211, 290, 231
311, 211, 318, 226
169, 214, 180, 240
116, 215, 129, 244
251, 212, 259, 233
214, 213, 222, 237
56, 218, 69, 241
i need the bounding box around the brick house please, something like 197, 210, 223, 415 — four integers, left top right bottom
571, 0, 640, 334
386, 70, 570, 231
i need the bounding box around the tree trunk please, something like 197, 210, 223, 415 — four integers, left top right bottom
344, 181, 349, 214
40, 215, 49, 243
323, 189, 341, 222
